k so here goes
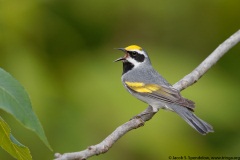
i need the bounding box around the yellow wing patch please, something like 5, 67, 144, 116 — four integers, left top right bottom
125, 81, 144, 87
125, 81, 160, 93
125, 81, 195, 110
125, 45, 142, 51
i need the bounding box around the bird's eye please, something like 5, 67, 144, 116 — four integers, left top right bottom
131, 51, 137, 56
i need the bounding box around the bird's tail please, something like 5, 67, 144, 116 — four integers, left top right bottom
170, 104, 214, 135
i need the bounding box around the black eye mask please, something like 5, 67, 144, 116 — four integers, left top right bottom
128, 51, 145, 62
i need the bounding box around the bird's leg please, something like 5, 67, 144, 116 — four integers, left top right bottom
131, 105, 158, 121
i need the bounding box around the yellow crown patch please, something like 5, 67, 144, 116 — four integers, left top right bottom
125, 45, 142, 51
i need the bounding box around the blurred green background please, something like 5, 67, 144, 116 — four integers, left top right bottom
1, 0, 240, 159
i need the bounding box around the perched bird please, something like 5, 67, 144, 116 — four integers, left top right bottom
114, 45, 213, 135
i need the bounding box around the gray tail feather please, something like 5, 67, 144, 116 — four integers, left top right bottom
170, 104, 214, 135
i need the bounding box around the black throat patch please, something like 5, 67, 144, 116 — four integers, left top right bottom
122, 61, 134, 75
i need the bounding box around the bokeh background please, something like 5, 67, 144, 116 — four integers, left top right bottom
1, 1, 240, 159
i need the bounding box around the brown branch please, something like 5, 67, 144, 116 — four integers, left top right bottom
54, 30, 240, 160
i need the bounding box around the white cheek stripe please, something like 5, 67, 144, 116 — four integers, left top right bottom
126, 57, 141, 67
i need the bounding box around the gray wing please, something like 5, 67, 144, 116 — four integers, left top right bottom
125, 82, 195, 111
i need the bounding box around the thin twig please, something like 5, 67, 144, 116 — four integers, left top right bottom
54, 30, 240, 160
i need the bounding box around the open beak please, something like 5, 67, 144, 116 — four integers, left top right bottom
114, 48, 128, 62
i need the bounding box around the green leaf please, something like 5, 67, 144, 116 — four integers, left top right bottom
0, 116, 32, 160
0, 68, 52, 150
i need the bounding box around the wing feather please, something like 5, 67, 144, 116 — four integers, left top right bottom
125, 81, 195, 111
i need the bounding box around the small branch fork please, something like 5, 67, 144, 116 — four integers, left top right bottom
54, 30, 240, 160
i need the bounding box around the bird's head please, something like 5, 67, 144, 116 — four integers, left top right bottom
114, 45, 150, 67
